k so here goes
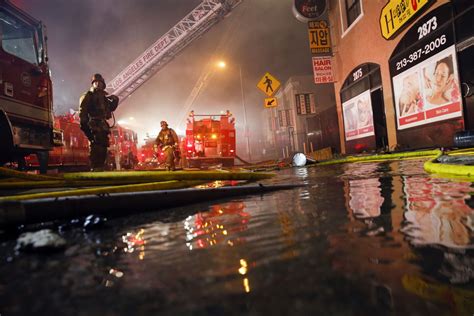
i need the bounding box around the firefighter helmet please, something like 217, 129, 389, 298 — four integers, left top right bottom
91, 73, 106, 88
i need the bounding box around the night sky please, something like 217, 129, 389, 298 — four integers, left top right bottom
17, 0, 314, 144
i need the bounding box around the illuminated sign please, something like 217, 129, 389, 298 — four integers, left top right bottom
308, 20, 331, 54
380, 0, 435, 40
389, 5, 462, 130
293, 0, 327, 23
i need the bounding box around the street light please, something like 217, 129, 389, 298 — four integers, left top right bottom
216, 60, 251, 162
238, 65, 251, 162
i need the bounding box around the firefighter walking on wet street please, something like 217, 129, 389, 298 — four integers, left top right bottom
79, 74, 119, 171
156, 120, 179, 171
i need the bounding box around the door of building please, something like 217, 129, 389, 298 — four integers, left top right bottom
340, 63, 388, 153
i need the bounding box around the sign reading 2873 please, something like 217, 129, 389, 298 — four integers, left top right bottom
394, 32, 449, 72
389, 5, 454, 76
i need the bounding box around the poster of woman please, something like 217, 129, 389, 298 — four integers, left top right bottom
422, 54, 461, 108
392, 45, 462, 130
342, 89, 374, 140
394, 71, 424, 117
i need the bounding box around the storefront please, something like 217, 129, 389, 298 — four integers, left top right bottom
340, 63, 388, 153
389, 1, 473, 148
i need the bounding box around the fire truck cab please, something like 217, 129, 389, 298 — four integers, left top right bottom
184, 110, 236, 168
0, 0, 61, 167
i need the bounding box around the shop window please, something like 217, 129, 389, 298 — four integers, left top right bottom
339, 0, 363, 36
346, 0, 361, 26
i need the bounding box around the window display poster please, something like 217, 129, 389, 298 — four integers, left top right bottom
342, 89, 374, 141
392, 45, 462, 130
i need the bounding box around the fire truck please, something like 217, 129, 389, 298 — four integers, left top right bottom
26, 115, 139, 171
108, 124, 139, 170
26, 114, 89, 171
184, 110, 236, 168
0, 0, 62, 168
6, 0, 242, 172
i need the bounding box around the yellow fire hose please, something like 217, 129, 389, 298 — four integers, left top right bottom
63, 170, 274, 182
0, 178, 189, 190
0, 167, 59, 181
315, 149, 442, 166
424, 152, 474, 179
0, 170, 273, 190
0, 183, 303, 227
0, 180, 206, 201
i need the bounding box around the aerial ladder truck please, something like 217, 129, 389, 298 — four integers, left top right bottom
108, 0, 242, 103
107, 0, 243, 168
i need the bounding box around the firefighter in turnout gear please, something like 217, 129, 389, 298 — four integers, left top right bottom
79, 74, 119, 171
156, 120, 179, 171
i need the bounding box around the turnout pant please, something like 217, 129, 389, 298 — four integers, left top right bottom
90, 130, 109, 171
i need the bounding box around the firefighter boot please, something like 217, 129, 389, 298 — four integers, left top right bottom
90, 143, 107, 171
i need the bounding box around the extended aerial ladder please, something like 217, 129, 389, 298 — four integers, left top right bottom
109, 0, 243, 103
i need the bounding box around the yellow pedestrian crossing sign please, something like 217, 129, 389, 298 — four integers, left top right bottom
257, 72, 280, 97
264, 97, 278, 108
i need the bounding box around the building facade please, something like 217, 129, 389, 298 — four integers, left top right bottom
328, 0, 473, 153
261, 75, 340, 159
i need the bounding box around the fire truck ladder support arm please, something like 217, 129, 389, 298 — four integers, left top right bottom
109, 0, 243, 103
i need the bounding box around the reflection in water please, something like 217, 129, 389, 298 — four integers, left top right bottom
341, 161, 382, 179
349, 178, 384, 219
401, 177, 474, 287
122, 228, 146, 260
3, 160, 474, 315
195, 180, 241, 189
344, 163, 393, 237
402, 177, 473, 249
184, 202, 250, 250
402, 274, 474, 315
239, 259, 251, 293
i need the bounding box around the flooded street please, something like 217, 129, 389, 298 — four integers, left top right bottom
1, 159, 473, 315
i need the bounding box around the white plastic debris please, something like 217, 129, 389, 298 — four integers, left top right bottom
16, 229, 67, 252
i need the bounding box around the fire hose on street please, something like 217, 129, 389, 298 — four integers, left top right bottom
0, 183, 303, 227
313, 149, 442, 166
424, 148, 474, 179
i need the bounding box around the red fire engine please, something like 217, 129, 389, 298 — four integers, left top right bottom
25, 114, 89, 170
26, 115, 139, 171
137, 137, 159, 167
0, 0, 62, 169
108, 124, 139, 170
184, 111, 236, 168
7, 0, 242, 173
